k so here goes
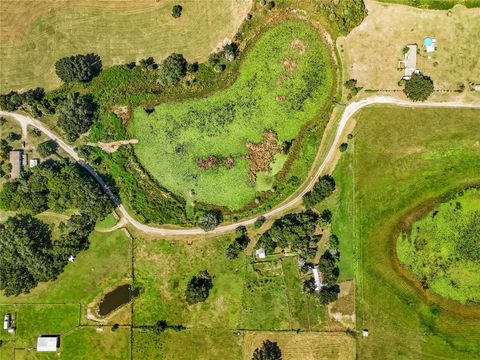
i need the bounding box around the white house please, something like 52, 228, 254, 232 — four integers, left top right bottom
37, 336, 59, 352
403, 44, 418, 80
3, 314, 11, 330
312, 266, 324, 291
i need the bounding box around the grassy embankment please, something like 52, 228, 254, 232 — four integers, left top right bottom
130, 21, 335, 210
340, 106, 480, 359
0, 0, 252, 92
397, 188, 480, 304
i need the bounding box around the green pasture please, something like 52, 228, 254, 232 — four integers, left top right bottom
130, 21, 334, 209
349, 106, 480, 359
133, 328, 243, 360
397, 188, 480, 303
133, 236, 245, 328
377, 0, 480, 9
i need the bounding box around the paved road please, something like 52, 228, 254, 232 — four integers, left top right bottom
2, 96, 479, 236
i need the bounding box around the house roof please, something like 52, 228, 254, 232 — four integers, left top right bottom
404, 44, 417, 77
312, 266, 323, 291
37, 336, 58, 352
255, 248, 266, 259
9, 150, 23, 179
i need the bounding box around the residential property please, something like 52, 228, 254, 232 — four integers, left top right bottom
403, 44, 418, 80
37, 336, 59, 352
3, 314, 11, 330
255, 248, 266, 259
423, 37, 436, 53
29, 158, 40, 168
312, 266, 324, 291
9, 150, 23, 179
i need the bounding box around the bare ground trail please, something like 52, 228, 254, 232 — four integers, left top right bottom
2, 96, 479, 236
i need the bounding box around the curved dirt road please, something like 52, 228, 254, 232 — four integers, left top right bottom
2, 96, 479, 236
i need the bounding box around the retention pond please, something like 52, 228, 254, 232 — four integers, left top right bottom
98, 284, 139, 316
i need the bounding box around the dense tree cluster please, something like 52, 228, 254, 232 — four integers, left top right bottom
197, 210, 221, 232
0, 212, 97, 296
0, 159, 112, 219
303, 175, 336, 208
0, 88, 50, 117
185, 270, 213, 305
226, 226, 250, 259
404, 73, 434, 101
252, 340, 282, 360
456, 211, 480, 262
258, 211, 319, 257
320, 0, 368, 35
37, 139, 58, 157
159, 53, 187, 86
57, 92, 97, 142
55, 53, 102, 83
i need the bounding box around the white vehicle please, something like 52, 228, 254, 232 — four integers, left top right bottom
3, 314, 11, 330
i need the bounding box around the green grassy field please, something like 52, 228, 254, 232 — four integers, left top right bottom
130, 21, 335, 210
349, 106, 480, 359
397, 188, 480, 304
0, 0, 251, 92
377, 0, 480, 9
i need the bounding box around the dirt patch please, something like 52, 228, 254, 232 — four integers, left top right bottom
291, 39, 307, 55
246, 130, 284, 182
108, 105, 131, 122
197, 155, 235, 170
91, 139, 139, 153
282, 58, 297, 71
328, 280, 355, 331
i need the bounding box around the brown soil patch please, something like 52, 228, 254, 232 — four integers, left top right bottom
92, 139, 139, 153
291, 39, 307, 55
282, 58, 297, 71
197, 155, 235, 170
246, 130, 284, 182
108, 105, 131, 122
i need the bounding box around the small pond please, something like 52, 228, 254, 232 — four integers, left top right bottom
98, 284, 139, 316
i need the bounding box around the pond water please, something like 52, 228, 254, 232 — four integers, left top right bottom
98, 284, 139, 316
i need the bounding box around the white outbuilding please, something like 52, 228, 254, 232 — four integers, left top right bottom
37, 336, 59, 352
255, 248, 266, 259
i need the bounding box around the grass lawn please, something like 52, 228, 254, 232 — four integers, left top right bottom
377, 0, 480, 9
339, 0, 480, 91
133, 328, 243, 360
133, 235, 245, 328
349, 106, 480, 359
0, 0, 252, 92
130, 20, 335, 210
243, 331, 355, 360
397, 188, 480, 304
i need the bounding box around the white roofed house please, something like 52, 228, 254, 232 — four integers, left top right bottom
255, 248, 266, 259
37, 336, 59, 352
403, 44, 418, 80
312, 266, 324, 291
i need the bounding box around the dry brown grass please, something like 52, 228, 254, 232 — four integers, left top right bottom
0, 0, 252, 91
338, 0, 480, 90
243, 331, 356, 360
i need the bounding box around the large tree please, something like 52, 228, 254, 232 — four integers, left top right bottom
303, 175, 336, 208
404, 73, 434, 102
0, 214, 60, 296
37, 139, 58, 157
55, 53, 102, 83
159, 53, 187, 86
185, 270, 213, 305
57, 92, 97, 142
252, 340, 282, 360
197, 210, 221, 232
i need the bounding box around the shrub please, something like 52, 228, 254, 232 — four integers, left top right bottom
339, 142, 348, 152
159, 53, 187, 85
226, 234, 250, 259
252, 340, 282, 360
404, 73, 434, 101
55, 53, 102, 83
197, 210, 221, 231
171, 5, 183, 18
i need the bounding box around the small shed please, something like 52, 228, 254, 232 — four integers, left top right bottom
29, 158, 40, 168
255, 248, 266, 259
403, 44, 418, 80
37, 336, 59, 352
363, 329, 369, 337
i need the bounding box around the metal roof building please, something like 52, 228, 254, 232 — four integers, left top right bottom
37, 336, 59, 352
403, 44, 418, 80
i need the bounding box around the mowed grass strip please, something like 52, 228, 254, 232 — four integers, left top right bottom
351, 106, 480, 359
0, 0, 252, 92
130, 21, 335, 209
